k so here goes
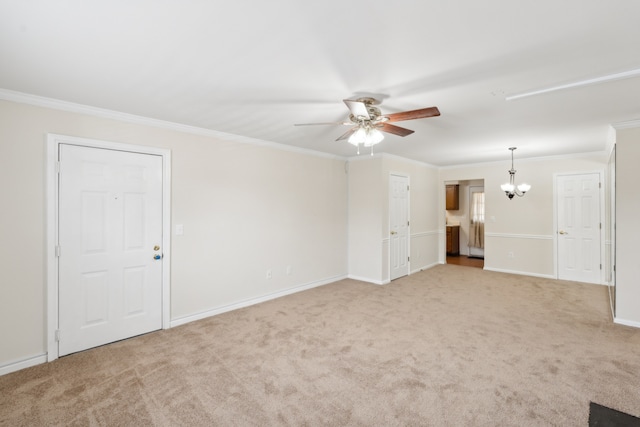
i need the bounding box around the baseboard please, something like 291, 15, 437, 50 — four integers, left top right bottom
0, 353, 47, 377
613, 317, 640, 329
410, 262, 439, 275
482, 267, 608, 285
1, 276, 350, 375
170, 274, 347, 328
347, 275, 387, 285
350, 262, 440, 285
483, 267, 555, 279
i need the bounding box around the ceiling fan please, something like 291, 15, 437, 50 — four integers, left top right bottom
295, 97, 440, 153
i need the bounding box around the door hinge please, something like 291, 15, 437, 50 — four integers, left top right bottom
407, 221, 410, 226
55, 161, 61, 174
55, 330, 61, 342
55, 245, 61, 257
407, 185, 410, 191
408, 256, 410, 262
600, 264, 602, 270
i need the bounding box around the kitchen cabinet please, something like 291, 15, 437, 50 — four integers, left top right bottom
446, 225, 460, 255
446, 185, 459, 210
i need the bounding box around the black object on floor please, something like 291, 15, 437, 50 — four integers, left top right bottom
590, 402, 640, 427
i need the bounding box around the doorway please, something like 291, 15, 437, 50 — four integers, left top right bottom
46, 134, 172, 360
445, 179, 485, 269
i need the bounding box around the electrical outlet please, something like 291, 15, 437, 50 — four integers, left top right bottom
266, 269, 272, 279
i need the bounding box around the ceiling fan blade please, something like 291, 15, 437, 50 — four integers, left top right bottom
379, 123, 415, 137
294, 121, 350, 126
384, 107, 440, 122
336, 127, 357, 141
343, 99, 371, 119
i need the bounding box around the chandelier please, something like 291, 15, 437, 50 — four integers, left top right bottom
500, 147, 531, 199
347, 125, 384, 155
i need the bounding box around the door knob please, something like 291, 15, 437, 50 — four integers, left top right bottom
390, 231, 397, 235
559, 230, 568, 235
153, 245, 160, 251
153, 254, 162, 260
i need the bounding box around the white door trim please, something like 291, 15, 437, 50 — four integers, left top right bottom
46, 134, 172, 361
468, 185, 485, 258
553, 170, 605, 284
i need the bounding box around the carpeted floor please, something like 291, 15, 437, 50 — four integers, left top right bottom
1, 265, 639, 426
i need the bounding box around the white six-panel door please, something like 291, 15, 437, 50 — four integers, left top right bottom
58, 144, 163, 356
557, 172, 602, 284
390, 174, 409, 280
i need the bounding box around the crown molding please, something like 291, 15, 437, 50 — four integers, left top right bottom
380, 152, 438, 169
347, 151, 437, 169
439, 150, 608, 170
0, 88, 346, 161
612, 118, 640, 130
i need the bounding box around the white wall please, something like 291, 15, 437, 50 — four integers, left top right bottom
0, 99, 348, 369
347, 157, 383, 282
439, 153, 607, 277
614, 126, 640, 326
348, 155, 440, 284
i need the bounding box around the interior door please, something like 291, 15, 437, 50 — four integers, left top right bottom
390, 174, 409, 280
557, 172, 602, 284
58, 144, 163, 356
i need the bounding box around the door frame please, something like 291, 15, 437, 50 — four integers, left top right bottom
468, 184, 485, 258
46, 134, 172, 361
388, 173, 410, 282
553, 170, 605, 284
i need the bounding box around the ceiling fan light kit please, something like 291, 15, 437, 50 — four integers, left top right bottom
501, 147, 530, 199
295, 97, 440, 155
348, 126, 384, 155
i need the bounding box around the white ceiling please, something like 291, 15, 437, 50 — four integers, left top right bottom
1, 1, 639, 166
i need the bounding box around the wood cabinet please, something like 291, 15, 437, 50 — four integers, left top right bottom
446, 225, 460, 255
446, 185, 459, 210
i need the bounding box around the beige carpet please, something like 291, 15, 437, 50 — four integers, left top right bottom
2, 265, 639, 426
